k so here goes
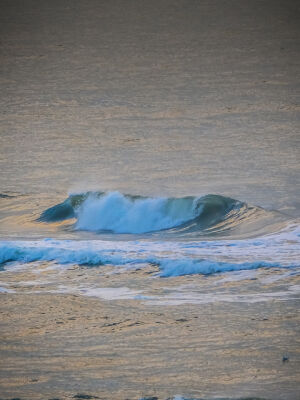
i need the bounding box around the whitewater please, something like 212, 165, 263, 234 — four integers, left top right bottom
1, 190, 299, 286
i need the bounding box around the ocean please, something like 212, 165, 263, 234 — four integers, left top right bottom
0, 1, 299, 399
1, 189, 299, 298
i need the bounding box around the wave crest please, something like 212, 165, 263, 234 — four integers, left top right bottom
38, 191, 253, 234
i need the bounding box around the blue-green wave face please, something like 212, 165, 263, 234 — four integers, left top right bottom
37, 191, 274, 236
37, 192, 96, 223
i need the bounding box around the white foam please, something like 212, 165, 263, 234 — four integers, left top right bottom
0, 223, 299, 277
146, 285, 300, 305
78, 286, 141, 300
75, 191, 197, 233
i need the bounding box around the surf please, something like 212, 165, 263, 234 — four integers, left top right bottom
1, 222, 299, 276
37, 190, 279, 237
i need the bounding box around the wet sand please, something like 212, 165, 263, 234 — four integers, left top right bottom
0, 284, 299, 399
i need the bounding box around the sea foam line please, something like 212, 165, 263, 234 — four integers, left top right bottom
0, 241, 297, 277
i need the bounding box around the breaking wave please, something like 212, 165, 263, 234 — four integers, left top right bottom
1, 222, 299, 276
0, 221, 300, 277
38, 191, 272, 235
0, 241, 295, 276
